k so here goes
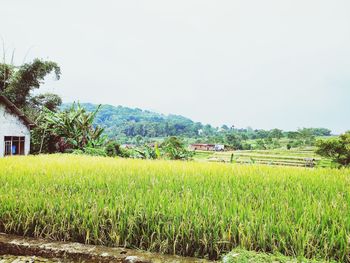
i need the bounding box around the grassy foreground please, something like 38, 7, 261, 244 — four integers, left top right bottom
0, 155, 349, 261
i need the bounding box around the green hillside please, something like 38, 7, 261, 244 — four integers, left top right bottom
62, 103, 208, 142
62, 103, 333, 148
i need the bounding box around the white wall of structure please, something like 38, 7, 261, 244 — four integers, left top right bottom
0, 103, 31, 157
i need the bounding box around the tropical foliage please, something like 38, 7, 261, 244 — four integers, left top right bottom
316, 131, 350, 167
160, 136, 193, 160
0, 59, 61, 112
40, 104, 106, 153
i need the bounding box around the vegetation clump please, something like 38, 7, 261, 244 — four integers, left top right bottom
223, 249, 336, 263
160, 136, 193, 160
316, 131, 350, 167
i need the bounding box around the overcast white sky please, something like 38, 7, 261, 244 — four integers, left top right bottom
1, 0, 349, 133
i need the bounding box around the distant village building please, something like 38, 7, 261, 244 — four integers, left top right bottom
190, 143, 225, 151
0, 95, 35, 157
214, 144, 225, 151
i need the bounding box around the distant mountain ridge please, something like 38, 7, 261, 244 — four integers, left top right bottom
61, 103, 208, 142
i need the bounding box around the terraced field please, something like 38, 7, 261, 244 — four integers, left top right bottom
193, 148, 333, 168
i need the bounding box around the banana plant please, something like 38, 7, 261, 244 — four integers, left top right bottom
40, 103, 106, 152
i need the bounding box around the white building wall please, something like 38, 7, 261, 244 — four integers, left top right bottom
0, 103, 31, 157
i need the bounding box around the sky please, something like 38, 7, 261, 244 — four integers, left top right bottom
1, 0, 350, 133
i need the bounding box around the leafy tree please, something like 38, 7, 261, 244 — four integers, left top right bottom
270, 128, 283, 139
0, 59, 61, 110
256, 139, 267, 150
25, 93, 63, 126
29, 93, 62, 112
287, 131, 300, 139
316, 131, 350, 167
242, 142, 252, 150
225, 133, 243, 150
298, 128, 315, 145
311, 128, 332, 136
255, 130, 270, 139
161, 137, 193, 160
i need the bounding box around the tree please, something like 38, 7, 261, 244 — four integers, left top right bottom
287, 131, 299, 139
221, 124, 229, 132
298, 128, 315, 145
225, 133, 243, 150
311, 128, 332, 137
256, 130, 270, 139
26, 93, 63, 123
161, 136, 193, 160
270, 128, 283, 139
0, 59, 61, 110
316, 131, 350, 167
256, 139, 267, 150
29, 93, 62, 111
36, 103, 106, 153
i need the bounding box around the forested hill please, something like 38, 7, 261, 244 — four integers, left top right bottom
62, 103, 332, 146
62, 103, 208, 141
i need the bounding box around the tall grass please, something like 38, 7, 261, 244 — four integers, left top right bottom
0, 155, 349, 261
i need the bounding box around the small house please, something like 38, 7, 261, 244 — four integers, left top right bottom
0, 95, 35, 157
190, 144, 215, 151
190, 143, 225, 151
214, 144, 225, 151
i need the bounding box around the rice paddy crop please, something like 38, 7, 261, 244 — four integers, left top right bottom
0, 155, 349, 261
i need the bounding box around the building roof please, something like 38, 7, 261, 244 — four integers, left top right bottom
0, 95, 35, 128
191, 143, 216, 147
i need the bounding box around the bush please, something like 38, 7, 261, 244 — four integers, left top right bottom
105, 141, 131, 158
161, 137, 194, 160
73, 147, 107, 157
316, 131, 350, 167
242, 142, 252, 150
105, 141, 121, 157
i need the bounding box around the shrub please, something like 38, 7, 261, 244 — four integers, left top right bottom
316, 131, 350, 167
73, 147, 106, 157
161, 137, 193, 160
105, 141, 128, 157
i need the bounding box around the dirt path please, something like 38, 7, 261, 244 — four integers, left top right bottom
0, 233, 212, 263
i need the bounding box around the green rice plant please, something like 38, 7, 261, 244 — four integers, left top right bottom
0, 155, 349, 261
223, 248, 336, 263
